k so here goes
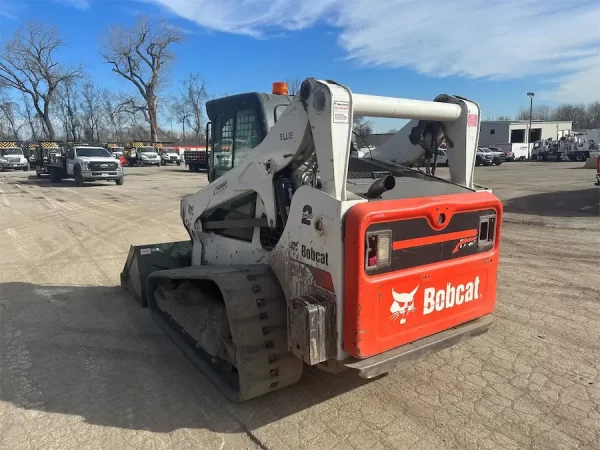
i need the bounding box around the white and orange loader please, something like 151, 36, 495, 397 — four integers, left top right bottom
121, 78, 503, 402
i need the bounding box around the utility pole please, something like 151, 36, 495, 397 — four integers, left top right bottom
527, 92, 535, 159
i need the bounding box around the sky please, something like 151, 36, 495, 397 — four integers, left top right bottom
1, 0, 600, 132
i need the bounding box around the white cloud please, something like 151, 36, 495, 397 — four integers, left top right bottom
143, 0, 600, 102
0, 2, 20, 20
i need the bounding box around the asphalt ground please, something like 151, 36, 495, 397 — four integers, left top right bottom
0, 161, 598, 450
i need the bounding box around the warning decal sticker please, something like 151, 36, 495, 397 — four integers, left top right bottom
333, 101, 349, 123
467, 114, 478, 127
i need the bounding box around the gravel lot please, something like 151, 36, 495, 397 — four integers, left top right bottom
1, 162, 599, 450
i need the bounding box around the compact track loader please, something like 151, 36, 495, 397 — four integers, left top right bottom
121, 78, 502, 402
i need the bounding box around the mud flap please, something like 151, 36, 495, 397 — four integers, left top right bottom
120, 241, 192, 307
147, 265, 304, 402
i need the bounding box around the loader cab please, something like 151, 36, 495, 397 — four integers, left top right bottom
206, 92, 292, 182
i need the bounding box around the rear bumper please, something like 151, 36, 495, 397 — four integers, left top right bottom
344, 315, 493, 379
82, 170, 123, 181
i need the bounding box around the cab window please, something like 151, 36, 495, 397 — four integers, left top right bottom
68, 148, 75, 159
233, 109, 260, 166
212, 108, 260, 170
213, 115, 233, 170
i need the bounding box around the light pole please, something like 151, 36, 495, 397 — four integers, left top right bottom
527, 92, 535, 159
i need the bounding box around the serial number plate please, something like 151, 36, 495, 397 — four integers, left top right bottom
102, 173, 109, 177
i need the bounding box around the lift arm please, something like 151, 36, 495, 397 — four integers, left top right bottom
181, 78, 481, 247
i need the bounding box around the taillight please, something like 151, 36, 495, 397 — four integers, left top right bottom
365, 231, 392, 270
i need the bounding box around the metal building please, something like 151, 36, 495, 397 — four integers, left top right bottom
478, 120, 573, 146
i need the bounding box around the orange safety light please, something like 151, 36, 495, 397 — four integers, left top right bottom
272, 81, 288, 95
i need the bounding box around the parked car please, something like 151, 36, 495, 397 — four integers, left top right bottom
489, 145, 513, 162
476, 147, 494, 166
478, 147, 505, 165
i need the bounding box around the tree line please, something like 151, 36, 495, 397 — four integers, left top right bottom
6, 18, 596, 145
487, 104, 600, 130
0, 19, 209, 144
514, 103, 600, 130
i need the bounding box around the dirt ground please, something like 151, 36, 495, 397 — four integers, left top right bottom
0, 162, 599, 450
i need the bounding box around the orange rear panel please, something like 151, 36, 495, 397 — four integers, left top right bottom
344, 191, 502, 359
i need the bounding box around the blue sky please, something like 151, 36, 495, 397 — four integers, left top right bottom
1, 0, 599, 132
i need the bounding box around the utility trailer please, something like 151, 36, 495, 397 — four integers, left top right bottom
34, 141, 62, 177
121, 78, 502, 402
183, 146, 209, 172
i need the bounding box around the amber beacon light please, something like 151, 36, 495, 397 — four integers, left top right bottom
272, 81, 288, 95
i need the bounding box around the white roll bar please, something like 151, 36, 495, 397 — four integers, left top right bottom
353, 94, 462, 122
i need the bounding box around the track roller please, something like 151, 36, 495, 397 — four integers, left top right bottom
147, 265, 303, 402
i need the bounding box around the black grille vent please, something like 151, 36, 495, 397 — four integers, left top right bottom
89, 161, 118, 171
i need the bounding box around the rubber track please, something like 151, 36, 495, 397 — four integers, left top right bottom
147, 264, 303, 402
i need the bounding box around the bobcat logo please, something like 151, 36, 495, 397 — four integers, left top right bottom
390, 286, 419, 324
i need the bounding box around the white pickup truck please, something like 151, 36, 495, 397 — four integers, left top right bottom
46, 145, 124, 186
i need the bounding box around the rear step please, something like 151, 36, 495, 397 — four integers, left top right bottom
344, 315, 492, 379
147, 265, 303, 402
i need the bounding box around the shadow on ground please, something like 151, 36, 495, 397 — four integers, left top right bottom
503, 188, 600, 217
161, 166, 208, 174
0, 282, 372, 434
7, 175, 120, 188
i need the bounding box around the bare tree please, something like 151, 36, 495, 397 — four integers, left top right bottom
170, 97, 191, 142
495, 115, 512, 121
512, 102, 600, 130
101, 17, 184, 142
21, 93, 43, 140
57, 80, 82, 142
0, 21, 83, 140
286, 78, 303, 95
80, 82, 103, 142
184, 73, 207, 142
586, 102, 600, 130
0, 91, 23, 139
102, 91, 128, 143
114, 96, 151, 141
517, 105, 553, 121
353, 115, 373, 142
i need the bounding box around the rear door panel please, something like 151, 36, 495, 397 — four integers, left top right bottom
344, 191, 502, 358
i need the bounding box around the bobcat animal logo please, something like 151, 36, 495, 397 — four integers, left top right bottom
390, 286, 419, 324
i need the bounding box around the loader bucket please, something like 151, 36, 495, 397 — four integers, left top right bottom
120, 240, 192, 307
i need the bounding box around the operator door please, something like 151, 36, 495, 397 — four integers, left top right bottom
209, 108, 261, 182
67, 148, 76, 175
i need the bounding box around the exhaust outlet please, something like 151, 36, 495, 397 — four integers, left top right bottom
366, 175, 396, 199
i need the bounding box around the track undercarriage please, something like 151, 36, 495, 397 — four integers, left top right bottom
146, 264, 303, 402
